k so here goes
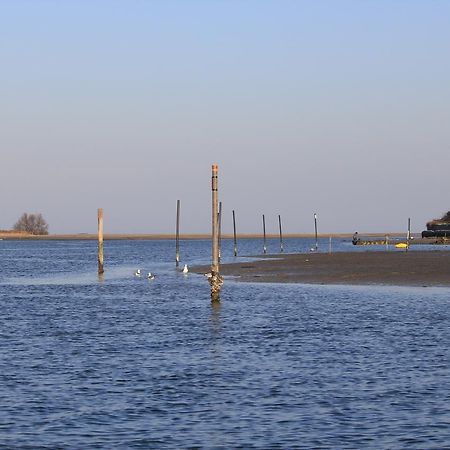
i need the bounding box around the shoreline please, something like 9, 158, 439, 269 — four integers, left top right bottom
192, 250, 450, 287
0, 232, 414, 241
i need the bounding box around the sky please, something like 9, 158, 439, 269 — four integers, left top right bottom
1, 0, 449, 234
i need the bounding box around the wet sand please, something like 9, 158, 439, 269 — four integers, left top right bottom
193, 251, 450, 287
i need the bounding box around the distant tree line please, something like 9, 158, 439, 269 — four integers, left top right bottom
13, 213, 49, 235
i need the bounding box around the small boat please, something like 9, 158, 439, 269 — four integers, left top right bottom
395, 243, 408, 249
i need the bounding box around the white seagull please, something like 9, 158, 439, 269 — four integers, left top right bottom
147, 272, 155, 280
182, 264, 189, 274
134, 269, 141, 277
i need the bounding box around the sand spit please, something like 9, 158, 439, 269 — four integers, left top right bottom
192, 251, 450, 287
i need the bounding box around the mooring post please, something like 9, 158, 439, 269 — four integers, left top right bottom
210, 164, 223, 302
314, 213, 318, 251
262, 214, 267, 254
175, 199, 180, 267
278, 214, 284, 253
218, 201, 222, 262
98, 208, 104, 275
406, 217, 411, 252
232, 209, 238, 257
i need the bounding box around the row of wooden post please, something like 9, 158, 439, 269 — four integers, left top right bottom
96, 189, 309, 282
262, 213, 286, 254
96, 166, 414, 303
97, 185, 318, 292
96, 202, 303, 279
97, 207, 413, 277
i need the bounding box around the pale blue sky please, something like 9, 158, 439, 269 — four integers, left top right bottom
1, 0, 449, 234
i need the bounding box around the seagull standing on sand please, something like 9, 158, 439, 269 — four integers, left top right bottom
134, 269, 141, 277
182, 264, 189, 274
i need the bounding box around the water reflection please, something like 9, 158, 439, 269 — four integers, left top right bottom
210, 300, 221, 335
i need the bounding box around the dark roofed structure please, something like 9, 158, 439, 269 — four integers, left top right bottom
422, 211, 450, 238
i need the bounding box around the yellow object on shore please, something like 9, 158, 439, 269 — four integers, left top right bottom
395, 243, 408, 249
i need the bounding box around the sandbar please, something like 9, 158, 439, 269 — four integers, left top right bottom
193, 251, 450, 287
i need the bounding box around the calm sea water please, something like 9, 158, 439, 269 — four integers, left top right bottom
1, 238, 450, 449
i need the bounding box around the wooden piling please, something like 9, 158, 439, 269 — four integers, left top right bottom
232, 210, 238, 257
278, 214, 284, 253
175, 199, 180, 267
210, 164, 223, 301
262, 214, 267, 254
406, 217, 411, 252
314, 213, 318, 251
98, 208, 104, 275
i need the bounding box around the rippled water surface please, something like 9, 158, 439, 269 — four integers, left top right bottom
1, 239, 450, 449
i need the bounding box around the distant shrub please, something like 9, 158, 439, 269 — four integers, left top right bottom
13, 213, 49, 235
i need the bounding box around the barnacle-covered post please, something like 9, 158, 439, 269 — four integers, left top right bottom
210, 164, 223, 302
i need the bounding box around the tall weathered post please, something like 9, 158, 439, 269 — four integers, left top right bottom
314, 213, 318, 251
406, 217, 411, 252
175, 199, 180, 267
262, 214, 267, 254
98, 208, 104, 275
210, 164, 223, 301
278, 214, 284, 253
232, 209, 238, 257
